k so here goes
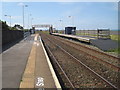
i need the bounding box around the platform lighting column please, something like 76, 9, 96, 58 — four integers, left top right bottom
22, 4, 28, 29
59, 19, 63, 31
28, 14, 29, 29
31, 18, 34, 28
68, 16, 74, 27
28, 14, 31, 29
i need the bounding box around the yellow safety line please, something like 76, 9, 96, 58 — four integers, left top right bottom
19, 34, 37, 88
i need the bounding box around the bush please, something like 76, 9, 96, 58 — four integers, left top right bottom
1, 20, 10, 30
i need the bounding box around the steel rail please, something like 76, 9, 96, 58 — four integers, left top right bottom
42, 38, 75, 88
45, 37, 119, 90
52, 34, 119, 60
50, 36, 120, 71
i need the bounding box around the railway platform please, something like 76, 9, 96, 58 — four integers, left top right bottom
2, 34, 61, 89
20, 34, 61, 88
52, 33, 95, 43
2, 35, 35, 88
52, 33, 118, 51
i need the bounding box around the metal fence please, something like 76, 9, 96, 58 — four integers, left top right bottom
76, 29, 112, 39
76, 30, 98, 36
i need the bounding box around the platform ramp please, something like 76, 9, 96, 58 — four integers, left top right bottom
90, 39, 118, 51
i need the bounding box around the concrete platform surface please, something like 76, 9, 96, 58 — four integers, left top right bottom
20, 34, 61, 88
52, 33, 96, 42
2, 35, 35, 88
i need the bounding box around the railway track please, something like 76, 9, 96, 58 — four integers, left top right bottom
40, 33, 119, 89
48, 34, 120, 71
53, 34, 119, 60
45, 44, 75, 88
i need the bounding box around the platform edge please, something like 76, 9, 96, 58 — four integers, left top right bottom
39, 36, 62, 89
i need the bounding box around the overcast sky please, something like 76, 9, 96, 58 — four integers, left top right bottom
1, 1, 119, 30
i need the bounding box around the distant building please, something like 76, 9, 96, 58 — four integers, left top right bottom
14, 24, 23, 30
65, 27, 76, 35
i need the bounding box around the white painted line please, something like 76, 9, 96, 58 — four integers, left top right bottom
34, 42, 37, 45
36, 77, 44, 87
37, 43, 39, 46
34, 35, 38, 41
39, 36, 61, 89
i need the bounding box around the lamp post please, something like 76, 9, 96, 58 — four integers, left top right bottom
68, 16, 74, 27
22, 4, 28, 29
31, 18, 34, 28
28, 14, 31, 29
4, 15, 12, 27
59, 19, 63, 30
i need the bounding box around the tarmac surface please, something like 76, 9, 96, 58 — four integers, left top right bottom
2, 35, 34, 88
90, 39, 118, 51
20, 34, 60, 88
35, 36, 56, 88
2, 34, 61, 88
